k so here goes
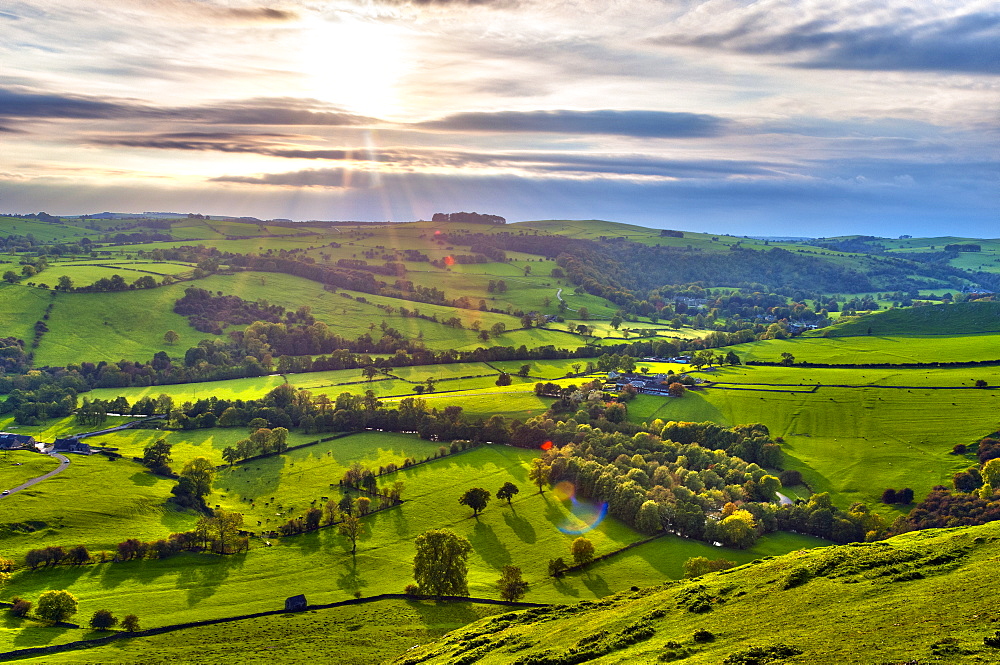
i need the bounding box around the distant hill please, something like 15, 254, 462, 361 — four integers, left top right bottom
395, 521, 1000, 664
823, 301, 1000, 337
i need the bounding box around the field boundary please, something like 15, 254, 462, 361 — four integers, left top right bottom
0, 594, 549, 662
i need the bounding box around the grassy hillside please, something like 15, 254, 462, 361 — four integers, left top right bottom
726, 332, 1000, 365
396, 521, 1000, 664
820, 301, 1000, 337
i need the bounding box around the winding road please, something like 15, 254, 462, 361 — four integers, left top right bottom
555, 288, 577, 312
1, 452, 71, 498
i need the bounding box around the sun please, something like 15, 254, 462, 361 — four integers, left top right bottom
299, 14, 412, 119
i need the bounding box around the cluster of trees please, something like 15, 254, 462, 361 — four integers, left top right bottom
173, 287, 309, 334
529, 418, 884, 547
431, 212, 506, 225
6, 587, 141, 631
221, 426, 290, 464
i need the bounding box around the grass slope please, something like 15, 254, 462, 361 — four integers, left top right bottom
821, 301, 1000, 337
396, 521, 1000, 664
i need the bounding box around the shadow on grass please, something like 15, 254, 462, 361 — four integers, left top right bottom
335, 555, 366, 594
11, 621, 76, 648
580, 572, 611, 598
128, 471, 158, 487
469, 521, 511, 569
502, 507, 537, 544
403, 599, 483, 637
175, 552, 244, 607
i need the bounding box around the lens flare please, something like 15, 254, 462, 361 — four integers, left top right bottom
444, 255, 455, 266
540, 440, 553, 451
552, 481, 576, 501
555, 484, 608, 535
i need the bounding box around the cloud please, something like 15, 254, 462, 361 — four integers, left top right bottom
417, 110, 730, 138
657, 6, 1000, 74
212, 168, 379, 188
215, 7, 297, 21
0, 88, 138, 120
0, 87, 378, 125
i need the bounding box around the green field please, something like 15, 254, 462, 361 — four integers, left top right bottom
12, 599, 512, 664
818, 301, 1000, 337
0, 441, 828, 656
727, 332, 1000, 365
626, 364, 999, 511
0, 451, 58, 491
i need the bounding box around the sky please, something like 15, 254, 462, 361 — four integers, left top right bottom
1, 0, 998, 236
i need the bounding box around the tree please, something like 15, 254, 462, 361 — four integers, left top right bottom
548, 557, 568, 577
517, 364, 531, 377
459, 487, 491, 517
90, 609, 118, 631
495, 372, 512, 387
716, 509, 758, 549
57, 275, 73, 291
528, 458, 551, 493
2, 271, 17, 284
668, 382, 686, 397
571, 537, 595, 566
610, 314, 622, 330
780, 352, 795, 367
577, 307, 590, 320
36, 590, 78, 623
120, 614, 141, 632
496, 565, 529, 602
982, 458, 1000, 488
141, 438, 173, 473
163, 330, 180, 345
497, 481, 520, 505
180, 457, 216, 498
338, 514, 366, 555
362, 366, 379, 382
412, 529, 472, 596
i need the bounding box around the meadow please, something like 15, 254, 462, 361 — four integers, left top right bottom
726, 332, 1000, 365
0, 440, 829, 656
0, 451, 58, 491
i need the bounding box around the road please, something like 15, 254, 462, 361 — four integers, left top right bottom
555, 288, 578, 312
0, 453, 71, 498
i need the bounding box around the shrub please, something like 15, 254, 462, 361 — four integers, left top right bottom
90, 609, 118, 631
984, 631, 1000, 648
10, 598, 31, 617
783, 566, 813, 589
404, 584, 420, 596
723, 644, 802, 664
692, 628, 715, 643
36, 589, 78, 623
778, 469, 802, 486
953, 444, 967, 455
121, 614, 141, 632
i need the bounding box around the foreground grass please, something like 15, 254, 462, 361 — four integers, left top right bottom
397, 521, 1000, 664
10, 599, 512, 664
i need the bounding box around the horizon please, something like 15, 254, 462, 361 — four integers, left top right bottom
1, 0, 997, 236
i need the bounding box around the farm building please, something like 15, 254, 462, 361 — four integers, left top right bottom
52, 437, 91, 454
0, 433, 37, 450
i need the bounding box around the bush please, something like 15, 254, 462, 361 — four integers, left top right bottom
783, 566, 813, 590
121, 614, 141, 632
778, 469, 802, 486
723, 644, 802, 664
90, 609, 118, 631
692, 629, 715, 643
953, 444, 967, 455
10, 598, 31, 617
404, 584, 420, 596
984, 631, 1000, 648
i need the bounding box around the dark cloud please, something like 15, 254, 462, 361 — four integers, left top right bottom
417, 110, 730, 138
0, 125, 23, 133
219, 7, 297, 21
212, 168, 379, 188
0, 88, 377, 125
0, 88, 138, 120
659, 10, 1000, 74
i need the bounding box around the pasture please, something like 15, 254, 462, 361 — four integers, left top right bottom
0, 439, 830, 656
626, 365, 998, 511
0, 451, 58, 491
726, 333, 1000, 365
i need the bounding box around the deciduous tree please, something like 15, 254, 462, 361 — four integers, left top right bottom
459, 487, 491, 517
497, 481, 520, 505
496, 565, 529, 602
571, 537, 595, 566
412, 529, 472, 596
36, 590, 78, 623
